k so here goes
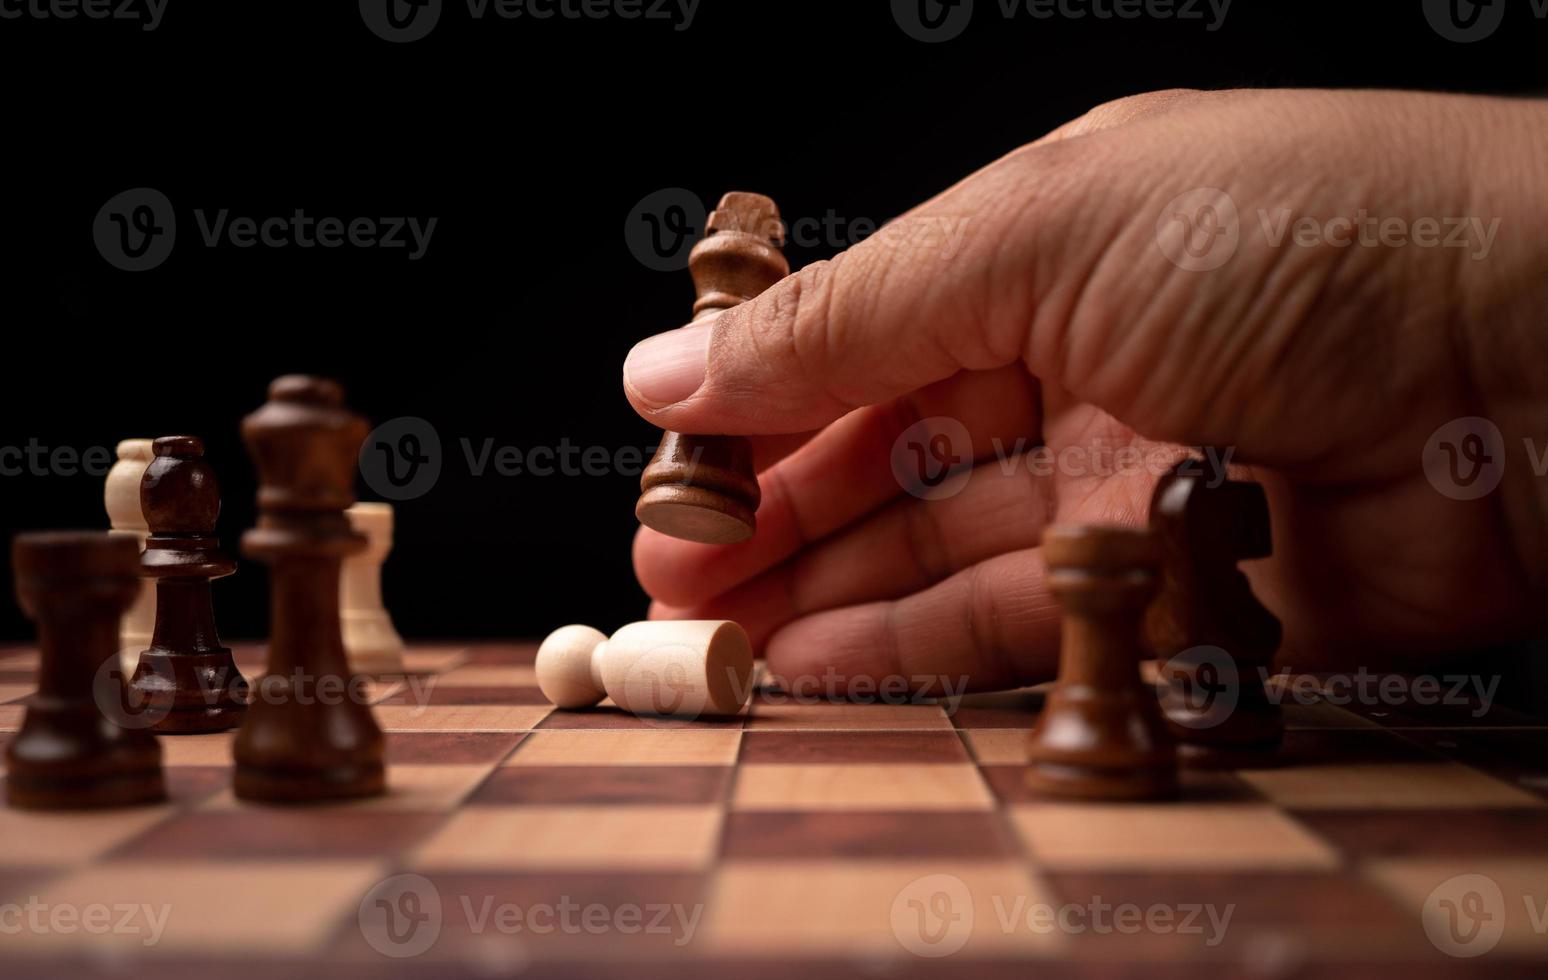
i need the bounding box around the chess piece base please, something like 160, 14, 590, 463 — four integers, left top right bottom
1025, 760, 1177, 801
342, 614, 405, 675
233, 761, 385, 804
130, 649, 248, 734
636, 485, 755, 545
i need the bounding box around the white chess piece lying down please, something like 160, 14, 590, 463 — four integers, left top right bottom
536, 620, 753, 719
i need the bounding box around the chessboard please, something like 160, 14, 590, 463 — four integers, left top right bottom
2, 640, 1547, 977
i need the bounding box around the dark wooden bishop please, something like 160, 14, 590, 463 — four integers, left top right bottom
1026, 524, 1177, 800
6, 532, 165, 809
637, 191, 790, 545
129, 435, 247, 733
1145, 461, 1284, 766
233, 376, 385, 803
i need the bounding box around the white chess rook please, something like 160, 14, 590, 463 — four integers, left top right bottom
104, 438, 156, 675
341, 502, 406, 675
536, 620, 754, 719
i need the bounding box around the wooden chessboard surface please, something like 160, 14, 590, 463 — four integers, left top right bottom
2, 641, 1548, 978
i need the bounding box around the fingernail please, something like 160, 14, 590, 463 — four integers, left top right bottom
624, 322, 711, 408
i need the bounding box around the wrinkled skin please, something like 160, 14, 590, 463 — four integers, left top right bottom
623, 89, 1548, 695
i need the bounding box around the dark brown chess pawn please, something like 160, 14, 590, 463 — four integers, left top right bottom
233, 375, 385, 803
128, 436, 247, 733
1026, 524, 1177, 800
6, 532, 165, 809
637, 191, 789, 545
1146, 461, 1284, 767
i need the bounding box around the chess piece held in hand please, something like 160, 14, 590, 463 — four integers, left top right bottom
233, 375, 385, 803
636, 192, 789, 545
537, 620, 754, 719
1026, 524, 1177, 801
6, 531, 165, 809
129, 436, 248, 733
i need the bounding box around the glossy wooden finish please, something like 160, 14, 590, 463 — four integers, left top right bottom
233, 376, 385, 803
637, 191, 789, 545
1146, 461, 1284, 766
6, 531, 165, 809
1026, 524, 1177, 800
129, 435, 247, 733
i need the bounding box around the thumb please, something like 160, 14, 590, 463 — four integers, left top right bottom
621, 149, 1078, 436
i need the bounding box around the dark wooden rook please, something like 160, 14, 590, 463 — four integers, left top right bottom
6, 532, 165, 809
129, 435, 247, 733
637, 191, 789, 545
233, 375, 385, 803
1026, 524, 1177, 800
1146, 461, 1284, 766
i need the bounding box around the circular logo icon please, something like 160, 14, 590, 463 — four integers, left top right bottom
359, 416, 442, 501
1422, 0, 1505, 43
891, 0, 974, 43
625, 188, 708, 272
359, 873, 443, 958
1158, 646, 1240, 730
891, 874, 974, 957
360, 0, 442, 42
93, 188, 176, 272
1156, 187, 1240, 272
1422, 873, 1504, 957
1422, 416, 1505, 501
615, 641, 712, 728
93, 652, 174, 730
891, 417, 973, 500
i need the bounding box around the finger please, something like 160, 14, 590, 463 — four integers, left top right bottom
762, 548, 1062, 696
646, 451, 1057, 651
633, 366, 1040, 607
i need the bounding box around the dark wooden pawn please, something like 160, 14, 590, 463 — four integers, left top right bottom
6, 532, 165, 809
129, 436, 247, 733
1026, 524, 1177, 800
637, 191, 789, 545
1145, 461, 1284, 767
233, 375, 385, 803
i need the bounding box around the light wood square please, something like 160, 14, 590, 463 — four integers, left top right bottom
412, 805, 722, 871
0, 806, 174, 868
374, 703, 551, 732
1238, 762, 1544, 809
705, 861, 1063, 955
1010, 803, 1339, 871
11, 860, 384, 954
0, 705, 24, 731
202, 764, 494, 813
159, 732, 235, 766
733, 764, 994, 811
505, 730, 741, 766
748, 701, 952, 731
1367, 858, 1548, 957
401, 646, 471, 674
961, 729, 1027, 765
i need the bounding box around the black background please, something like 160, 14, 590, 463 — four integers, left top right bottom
0, 0, 1543, 644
